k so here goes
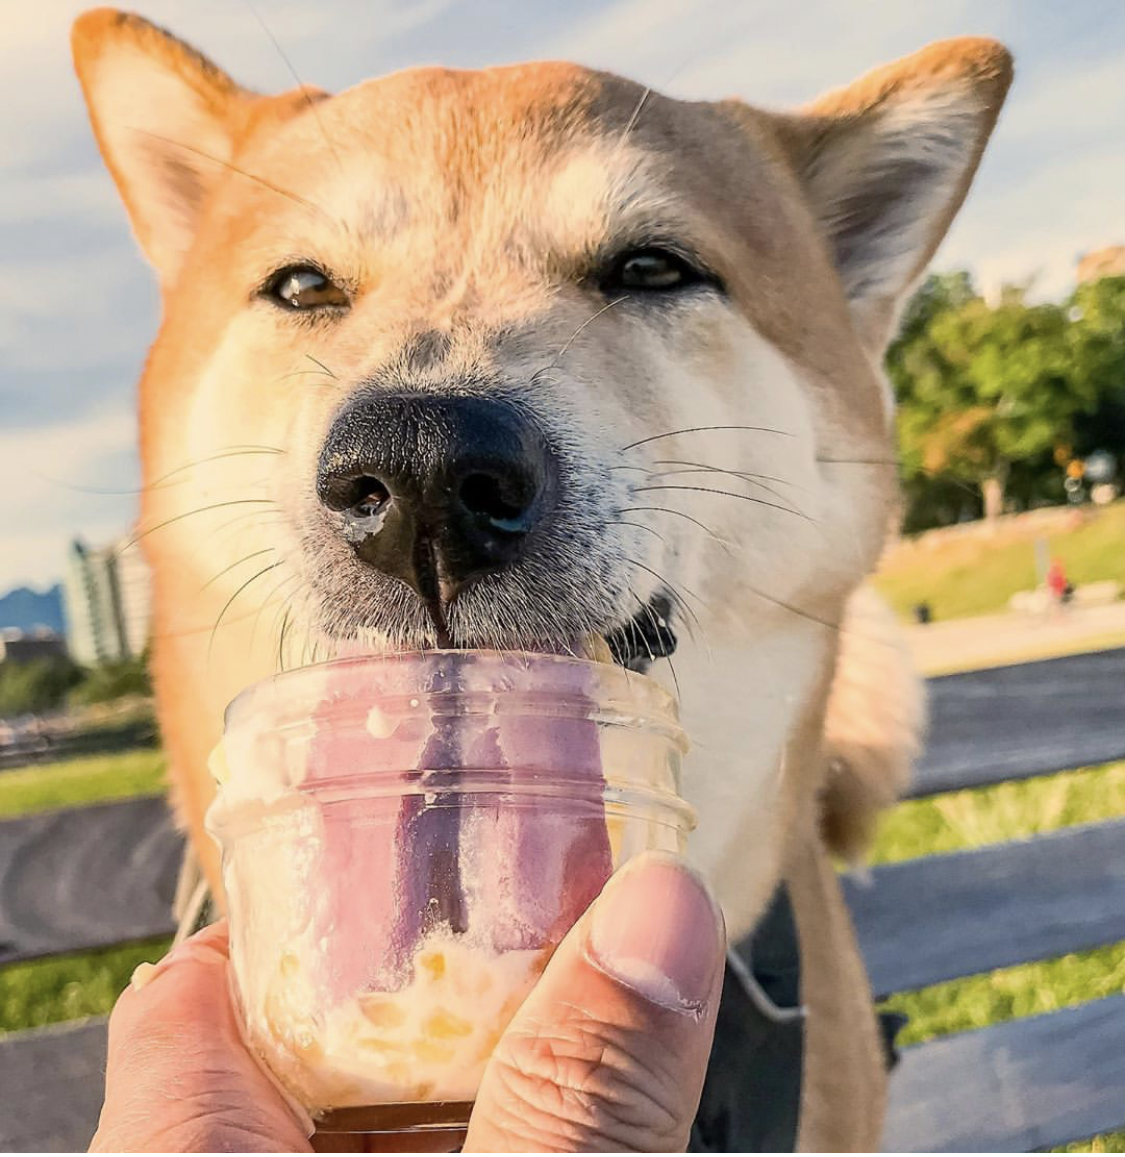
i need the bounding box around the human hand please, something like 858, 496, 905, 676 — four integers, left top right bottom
92, 852, 725, 1152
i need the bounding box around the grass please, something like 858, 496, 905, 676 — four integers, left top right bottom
869, 760, 1125, 865
873, 499, 1125, 622
0, 938, 172, 1034
0, 748, 166, 819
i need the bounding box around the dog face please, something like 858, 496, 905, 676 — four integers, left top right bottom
73, 15, 1009, 665
73, 11, 1009, 905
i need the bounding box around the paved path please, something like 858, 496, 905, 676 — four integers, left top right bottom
906, 601, 1125, 675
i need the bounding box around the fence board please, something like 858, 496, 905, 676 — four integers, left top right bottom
0, 797, 179, 964
845, 818, 1125, 995
883, 994, 1125, 1152
912, 646, 1125, 796
0, 1018, 107, 1152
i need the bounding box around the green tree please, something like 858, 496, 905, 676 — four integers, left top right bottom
1068, 275, 1125, 464
0, 656, 82, 716
887, 275, 1102, 522
68, 654, 152, 706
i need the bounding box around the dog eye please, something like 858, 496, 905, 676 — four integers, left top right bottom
602, 247, 715, 293
263, 265, 349, 311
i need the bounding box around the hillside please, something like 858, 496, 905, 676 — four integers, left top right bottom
0, 584, 64, 634
873, 501, 1125, 623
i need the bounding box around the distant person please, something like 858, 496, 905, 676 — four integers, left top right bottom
913, 602, 933, 625
1046, 558, 1071, 608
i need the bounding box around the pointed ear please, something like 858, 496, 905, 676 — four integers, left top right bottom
773, 38, 1012, 352
72, 8, 252, 284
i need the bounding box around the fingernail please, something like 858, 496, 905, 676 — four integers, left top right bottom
587, 852, 724, 1016
129, 923, 229, 990
129, 961, 162, 991
129, 948, 184, 990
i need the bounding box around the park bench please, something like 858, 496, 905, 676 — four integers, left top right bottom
1, 647, 1124, 1152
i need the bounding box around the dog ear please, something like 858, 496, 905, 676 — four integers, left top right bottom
772, 38, 1012, 351
72, 8, 252, 284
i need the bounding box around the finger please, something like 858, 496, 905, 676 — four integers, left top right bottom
466, 852, 725, 1153
92, 921, 314, 1153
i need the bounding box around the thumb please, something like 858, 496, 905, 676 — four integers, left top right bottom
466, 852, 725, 1153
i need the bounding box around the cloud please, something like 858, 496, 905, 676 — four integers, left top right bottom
0, 404, 139, 589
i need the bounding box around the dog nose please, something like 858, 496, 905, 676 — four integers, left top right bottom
316, 393, 556, 601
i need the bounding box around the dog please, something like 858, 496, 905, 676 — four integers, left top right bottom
72, 9, 1009, 1147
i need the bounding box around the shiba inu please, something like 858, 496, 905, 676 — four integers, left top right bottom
72, 9, 1010, 1147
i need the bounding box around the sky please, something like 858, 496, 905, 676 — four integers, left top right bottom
2, 0, 1124, 592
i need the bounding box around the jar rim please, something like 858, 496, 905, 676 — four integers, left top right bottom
225, 649, 685, 745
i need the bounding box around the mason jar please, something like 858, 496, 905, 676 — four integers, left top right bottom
206, 650, 693, 1141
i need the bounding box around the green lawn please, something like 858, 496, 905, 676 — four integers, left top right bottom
0, 746, 1122, 1148
0, 937, 172, 1033
874, 499, 1125, 621
0, 748, 166, 819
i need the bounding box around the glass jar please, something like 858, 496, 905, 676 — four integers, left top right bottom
206, 650, 693, 1140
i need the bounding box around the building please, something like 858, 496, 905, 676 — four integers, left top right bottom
0, 629, 67, 665
1077, 246, 1125, 283
115, 538, 152, 659
62, 537, 151, 666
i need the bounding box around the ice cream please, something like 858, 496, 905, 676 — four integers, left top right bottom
207, 651, 690, 1117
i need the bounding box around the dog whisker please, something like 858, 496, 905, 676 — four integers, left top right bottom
612, 519, 668, 546
632, 484, 813, 523
645, 464, 804, 510
621, 425, 794, 452
624, 557, 706, 638
554, 295, 629, 363
146, 447, 286, 491
208, 560, 287, 659
304, 354, 338, 379
625, 585, 658, 670
277, 604, 295, 673
528, 297, 631, 392
252, 572, 304, 657
243, 0, 345, 174
620, 505, 733, 550
121, 499, 278, 554
652, 457, 806, 492
618, 86, 653, 147
815, 456, 899, 466
198, 547, 277, 594
132, 128, 335, 223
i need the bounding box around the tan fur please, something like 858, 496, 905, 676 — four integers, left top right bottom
822, 585, 927, 860
73, 11, 1009, 1146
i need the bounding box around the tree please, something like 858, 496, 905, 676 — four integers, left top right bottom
68, 654, 152, 706
0, 656, 82, 717
887, 274, 1102, 522
1067, 275, 1125, 464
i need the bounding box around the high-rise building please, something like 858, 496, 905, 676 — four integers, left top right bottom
115, 538, 152, 659
62, 536, 151, 666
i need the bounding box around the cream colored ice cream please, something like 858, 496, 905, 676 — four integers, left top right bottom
256, 933, 544, 1108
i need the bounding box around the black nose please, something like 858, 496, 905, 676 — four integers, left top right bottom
316, 393, 557, 604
